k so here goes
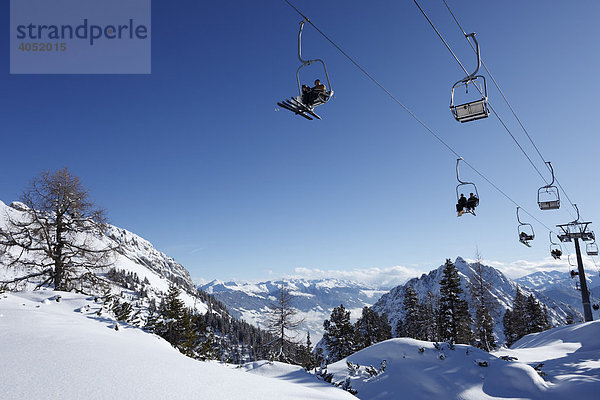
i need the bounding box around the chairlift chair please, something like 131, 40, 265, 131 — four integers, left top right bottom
277, 20, 333, 121
568, 255, 579, 279
517, 207, 534, 247
537, 162, 560, 210
586, 241, 598, 256
450, 33, 490, 123
455, 158, 479, 216
549, 232, 563, 259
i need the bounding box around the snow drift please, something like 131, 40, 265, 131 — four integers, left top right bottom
0, 290, 354, 400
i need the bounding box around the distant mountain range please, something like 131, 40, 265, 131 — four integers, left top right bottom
3, 198, 591, 348
515, 269, 600, 314
372, 257, 583, 344
200, 279, 388, 342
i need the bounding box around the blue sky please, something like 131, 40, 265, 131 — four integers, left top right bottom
2, 0, 600, 284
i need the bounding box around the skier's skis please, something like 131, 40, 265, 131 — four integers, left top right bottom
288, 97, 321, 120
277, 102, 313, 120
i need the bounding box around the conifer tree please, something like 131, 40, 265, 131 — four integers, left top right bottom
394, 318, 405, 338
300, 331, 316, 370
469, 252, 496, 351
401, 286, 420, 339
419, 291, 439, 341
155, 284, 199, 356
503, 309, 517, 347
354, 307, 391, 349
503, 287, 553, 347
438, 259, 472, 344
323, 304, 356, 362
510, 287, 528, 342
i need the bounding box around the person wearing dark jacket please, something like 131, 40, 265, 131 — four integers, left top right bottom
301, 84, 310, 105
306, 79, 326, 105
466, 193, 478, 212
456, 194, 467, 216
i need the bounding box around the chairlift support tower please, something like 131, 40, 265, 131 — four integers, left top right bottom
556, 205, 594, 321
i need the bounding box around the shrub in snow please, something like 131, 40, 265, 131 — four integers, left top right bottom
316, 367, 333, 383
340, 378, 358, 396
533, 363, 547, 378
346, 361, 360, 376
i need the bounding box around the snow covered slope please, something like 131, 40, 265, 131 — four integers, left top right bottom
0, 290, 355, 400
372, 257, 581, 343
515, 270, 600, 319
0, 200, 207, 313
494, 320, 600, 398
236, 319, 600, 400
201, 278, 388, 341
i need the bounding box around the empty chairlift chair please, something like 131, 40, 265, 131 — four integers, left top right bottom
450, 33, 490, 123
586, 241, 598, 256
538, 162, 560, 210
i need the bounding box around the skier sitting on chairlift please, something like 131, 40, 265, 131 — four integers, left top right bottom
570, 270, 579, 278
551, 249, 562, 259
456, 193, 467, 216
466, 193, 478, 213
305, 79, 326, 106
301, 85, 310, 105
520, 231, 530, 242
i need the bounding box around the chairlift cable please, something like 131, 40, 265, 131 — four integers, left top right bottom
440, 0, 580, 221
411, 0, 550, 187
281, 0, 561, 238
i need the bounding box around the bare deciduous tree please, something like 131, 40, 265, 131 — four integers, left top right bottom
266, 282, 304, 362
0, 167, 117, 292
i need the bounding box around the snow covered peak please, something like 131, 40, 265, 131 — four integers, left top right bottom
372, 258, 582, 343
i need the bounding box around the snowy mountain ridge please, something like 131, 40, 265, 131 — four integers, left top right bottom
0, 199, 207, 313
372, 257, 583, 343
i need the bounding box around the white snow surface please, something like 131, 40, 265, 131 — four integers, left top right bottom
0, 290, 354, 400
2, 290, 598, 400
493, 321, 600, 398
314, 321, 599, 399
248, 322, 600, 399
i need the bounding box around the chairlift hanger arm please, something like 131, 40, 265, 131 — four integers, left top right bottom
298, 19, 309, 65
516, 207, 525, 225
545, 161, 556, 187
295, 19, 333, 97
464, 33, 481, 80
456, 158, 465, 184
